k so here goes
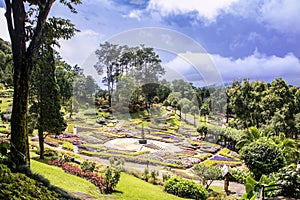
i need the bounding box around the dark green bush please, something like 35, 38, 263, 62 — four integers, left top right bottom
277, 164, 300, 198
80, 160, 96, 172
230, 167, 251, 184
0, 164, 58, 200
240, 138, 285, 180
164, 176, 208, 199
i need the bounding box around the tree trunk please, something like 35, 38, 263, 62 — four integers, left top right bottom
38, 128, 44, 160
10, 60, 31, 169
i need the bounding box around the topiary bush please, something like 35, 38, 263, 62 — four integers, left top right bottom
164, 176, 208, 199
240, 138, 286, 180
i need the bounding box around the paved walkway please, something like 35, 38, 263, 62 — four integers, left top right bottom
211, 180, 245, 197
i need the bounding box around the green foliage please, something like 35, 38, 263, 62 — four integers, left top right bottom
80, 160, 96, 172
200, 103, 210, 116
277, 164, 300, 198
228, 78, 299, 138
271, 133, 300, 164
0, 164, 59, 200
103, 167, 121, 194
192, 163, 222, 189
0, 141, 9, 157
236, 126, 262, 149
241, 173, 278, 200
62, 141, 74, 151
240, 138, 286, 180
164, 176, 208, 199
229, 167, 251, 184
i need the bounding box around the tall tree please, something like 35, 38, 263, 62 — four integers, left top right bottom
30, 45, 66, 159
4, 0, 80, 170
94, 42, 124, 107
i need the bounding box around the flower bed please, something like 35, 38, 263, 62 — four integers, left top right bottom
153, 133, 183, 142
79, 150, 183, 169
47, 160, 119, 194
218, 147, 240, 160
209, 155, 238, 162
201, 159, 242, 167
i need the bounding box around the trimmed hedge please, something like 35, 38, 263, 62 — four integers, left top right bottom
164, 176, 208, 199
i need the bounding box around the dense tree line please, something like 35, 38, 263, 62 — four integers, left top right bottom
228, 78, 300, 138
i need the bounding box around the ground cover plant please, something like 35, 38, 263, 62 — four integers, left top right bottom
0, 163, 62, 200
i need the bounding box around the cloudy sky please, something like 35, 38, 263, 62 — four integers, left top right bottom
0, 0, 300, 86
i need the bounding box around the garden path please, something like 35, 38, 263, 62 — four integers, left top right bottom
114, 120, 125, 130
210, 180, 245, 197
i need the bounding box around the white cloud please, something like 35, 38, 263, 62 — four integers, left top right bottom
124, 9, 143, 21
230, 0, 300, 34
214, 51, 300, 85
147, 0, 239, 23
259, 0, 300, 34
0, 8, 10, 42
164, 51, 300, 87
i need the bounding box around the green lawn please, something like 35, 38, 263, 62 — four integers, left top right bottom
31, 160, 102, 199
31, 160, 188, 200
111, 173, 188, 200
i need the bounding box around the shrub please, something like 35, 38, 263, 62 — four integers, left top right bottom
277, 164, 300, 198
229, 167, 250, 184
240, 138, 286, 180
102, 167, 120, 194
80, 160, 96, 172
164, 176, 208, 199
192, 163, 222, 189
62, 141, 74, 151
0, 164, 59, 200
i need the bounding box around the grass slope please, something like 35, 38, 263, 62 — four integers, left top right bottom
31, 160, 101, 199
112, 173, 188, 200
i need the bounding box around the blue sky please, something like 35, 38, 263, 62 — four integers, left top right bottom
1, 0, 300, 86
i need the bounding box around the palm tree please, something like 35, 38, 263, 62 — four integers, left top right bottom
271, 133, 300, 164
236, 126, 263, 150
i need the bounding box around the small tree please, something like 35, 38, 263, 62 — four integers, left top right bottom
200, 103, 210, 117
190, 106, 199, 126
240, 138, 286, 180
197, 125, 208, 139
181, 104, 190, 120
192, 163, 222, 189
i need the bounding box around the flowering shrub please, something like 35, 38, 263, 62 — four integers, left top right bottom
47, 160, 120, 194
47, 160, 63, 167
